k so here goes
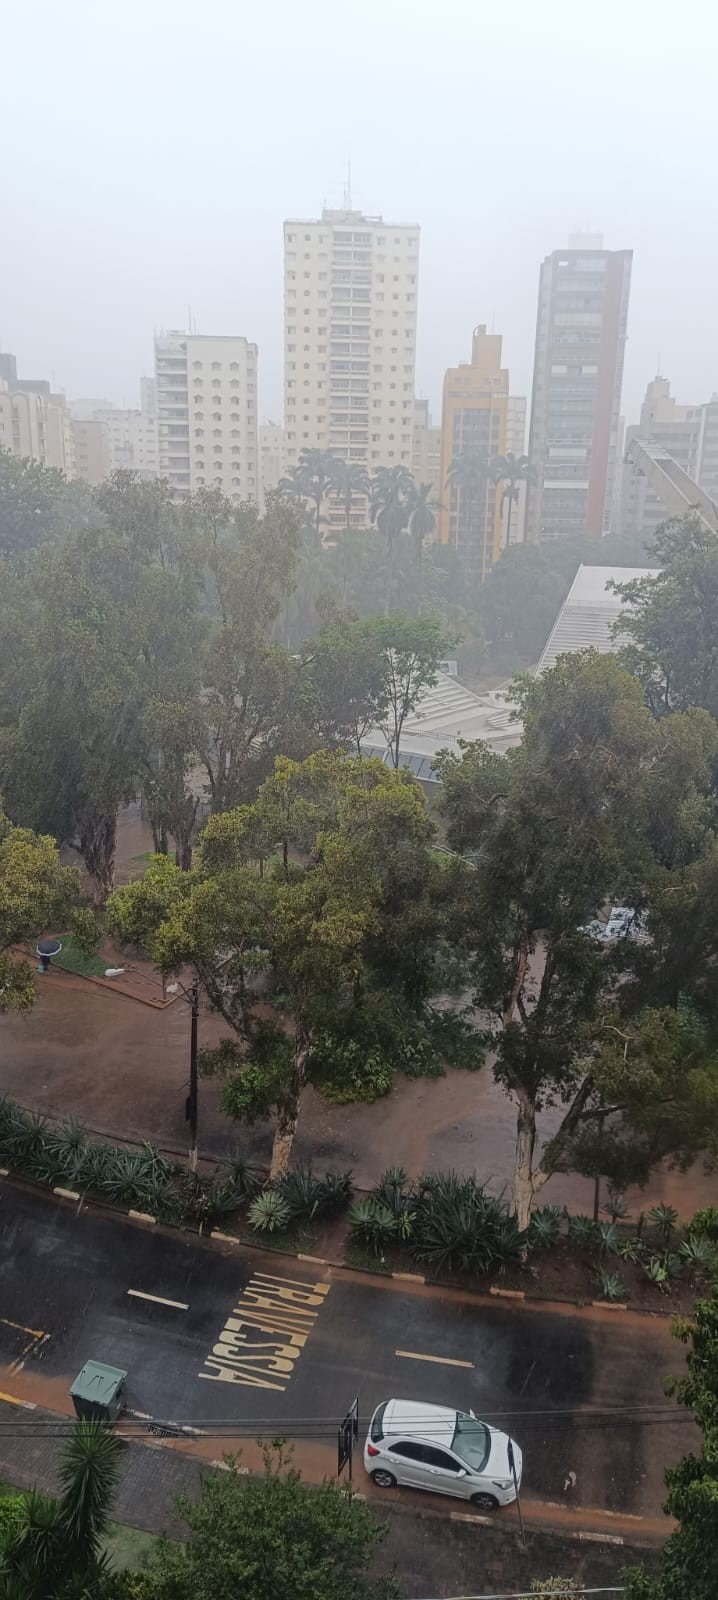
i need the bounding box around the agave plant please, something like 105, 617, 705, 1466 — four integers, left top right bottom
528, 1205, 563, 1250
643, 1255, 669, 1290
679, 1234, 715, 1272
596, 1221, 621, 1258
347, 1199, 398, 1257
602, 1187, 629, 1223
248, 1190, 291, 1234
278, 1164, 325, 1222
647, 1204, 679, 1245
315, 1168, 353, 1217
410, 1175, 523, 1276
227, 1156, 263, 1201
616, 1236, 645, 1264
596, 1269, 626, 1303
567, 1214, 598, 1248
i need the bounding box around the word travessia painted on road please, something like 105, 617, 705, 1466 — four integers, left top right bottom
199, 1269, 330, 1391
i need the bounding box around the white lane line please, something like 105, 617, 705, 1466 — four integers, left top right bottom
395, 1349, 474, 1369
127, 1290, 189, 1311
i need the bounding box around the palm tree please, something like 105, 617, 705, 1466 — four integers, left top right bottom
445, 448, 489, 558
370, 464, 415, 549
0, 1420, 121, 1598
280, 448, 335, 539
406, 480, 438, 571
491, 452, 531, 547
327, 457, 371, 603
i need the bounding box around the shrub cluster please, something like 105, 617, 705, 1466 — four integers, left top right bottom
348, 1167, 523, 1273
0, 1097, 352, 1235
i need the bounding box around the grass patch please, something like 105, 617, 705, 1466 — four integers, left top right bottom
102, 1519, 162, 1571
53, 936, 107, 978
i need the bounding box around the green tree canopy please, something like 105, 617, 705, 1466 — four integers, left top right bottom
624, 1286, 718, 1600
0, 1420, 121, 1598
138, 1443, 397, 1600
107, 751, 455, 1176
0, 802, 78, 1011
616, 513, 718, 719
0, 448, 92, 563
437, 650, 718, 1228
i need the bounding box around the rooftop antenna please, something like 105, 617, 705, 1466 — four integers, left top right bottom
343, 159, 352, 210
656, 350, 662, 376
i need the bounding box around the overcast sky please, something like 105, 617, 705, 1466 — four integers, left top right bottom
3, 0, 717, 428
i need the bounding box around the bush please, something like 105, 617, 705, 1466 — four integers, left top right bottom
687, 1206, 718, 1242
680, 1235, 716, 1273
410, 1173, 523, 1276
278, 1164, 353, 1223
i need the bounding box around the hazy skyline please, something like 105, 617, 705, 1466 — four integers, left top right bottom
3, 0, 717, 428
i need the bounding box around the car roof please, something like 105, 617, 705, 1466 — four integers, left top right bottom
381, 1399, 459, 1442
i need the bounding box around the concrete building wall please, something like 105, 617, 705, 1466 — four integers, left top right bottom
438, 326, 509, 578
0, 376, 76, 476
412, 398, 441, 498
526, 239, 632, 541
259, 421, 285, 502
619, 376, 702, 537
73, 418, 111, 485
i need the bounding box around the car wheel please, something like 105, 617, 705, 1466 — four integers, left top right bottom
371, 1469, 397, 1489
470, 1492, 499, 1511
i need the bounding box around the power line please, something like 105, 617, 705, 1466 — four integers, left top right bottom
408, 1591, 625, 1600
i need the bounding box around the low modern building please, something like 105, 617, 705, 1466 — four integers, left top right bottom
362, 670, 521, 783
535, 563, 659, 674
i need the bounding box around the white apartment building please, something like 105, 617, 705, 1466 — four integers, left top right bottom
259, 421, 285, 503
154, 332, 258, 500
0, 357, 76, 476
283, 207, 420, 527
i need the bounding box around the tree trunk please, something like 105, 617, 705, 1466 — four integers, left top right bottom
505, 494, 514, 549
78, 809, 117, 908
513, 1088, 539, 1233
269, 1037, 310, 1180
175, 838, 193, 871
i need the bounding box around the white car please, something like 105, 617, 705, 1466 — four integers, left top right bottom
364, 1398, 522, 1510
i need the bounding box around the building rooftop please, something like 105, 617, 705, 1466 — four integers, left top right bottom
536, 564, 659, 674
363, 672, 520, 781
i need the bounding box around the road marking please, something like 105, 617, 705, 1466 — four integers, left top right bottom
199, 1269, 330, 1392
0, 1315, 46, 1339
395, 1349, 474, 1369
0, 1390, 37, 1410
128, 1290, 189, 1311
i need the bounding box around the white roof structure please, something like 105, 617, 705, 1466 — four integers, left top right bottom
536, 564, 659, 675
363, 671, 520, 782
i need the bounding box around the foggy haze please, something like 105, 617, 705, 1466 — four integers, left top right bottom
3, 0, 717, 422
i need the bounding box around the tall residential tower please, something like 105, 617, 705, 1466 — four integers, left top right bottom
283, 207, 419, 532
438, 326, 509, 578
525, 237, 632, 541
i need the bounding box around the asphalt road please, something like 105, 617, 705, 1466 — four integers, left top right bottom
0, 1183, 693, 1524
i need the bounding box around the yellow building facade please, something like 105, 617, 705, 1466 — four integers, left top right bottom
438, 326, 509, 578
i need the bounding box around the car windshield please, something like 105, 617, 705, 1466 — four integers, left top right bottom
451, 1414, 491, 1472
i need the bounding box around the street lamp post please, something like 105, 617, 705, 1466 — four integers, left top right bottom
185, 983, 199, 1173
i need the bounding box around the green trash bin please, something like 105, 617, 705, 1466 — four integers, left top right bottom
70, 1360, 127, 1422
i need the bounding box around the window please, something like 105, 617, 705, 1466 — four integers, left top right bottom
451, 1416, 490, 1473
192, 360, 202, 369
390, 1442, 425, 1462
194, 428, 204, 437
211, 361, 220, 370
213, 429, 221, 438
230, 380, 240, 389
418, 1445, 462, 1473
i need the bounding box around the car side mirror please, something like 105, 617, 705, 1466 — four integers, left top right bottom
457, 1468, 468, 1477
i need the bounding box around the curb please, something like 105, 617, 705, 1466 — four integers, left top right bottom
53, 1186, 81, 1202
0, 1171, 682, 1323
